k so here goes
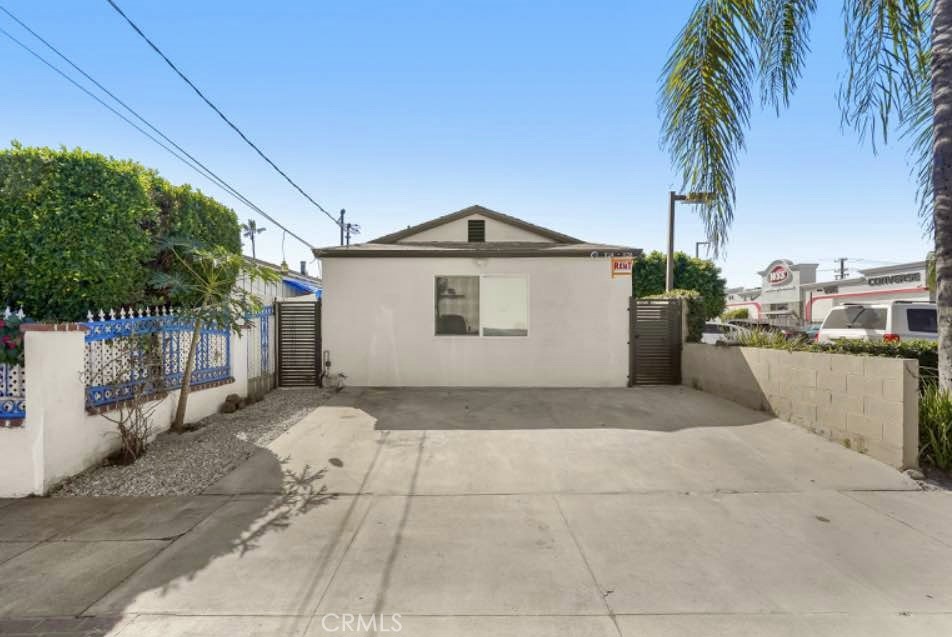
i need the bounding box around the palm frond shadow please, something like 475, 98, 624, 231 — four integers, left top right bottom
233, 459, 338, 557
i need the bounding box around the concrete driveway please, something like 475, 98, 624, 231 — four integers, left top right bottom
2, 386, 952, 637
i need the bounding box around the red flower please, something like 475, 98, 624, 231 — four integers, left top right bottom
0, 320, 5, 328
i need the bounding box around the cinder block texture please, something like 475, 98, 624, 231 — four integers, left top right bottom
682, 344, 918, 469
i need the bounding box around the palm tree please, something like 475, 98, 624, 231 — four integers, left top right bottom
659, 1, 952, 387
153, 239, 278, 432
240, 219, 266, 260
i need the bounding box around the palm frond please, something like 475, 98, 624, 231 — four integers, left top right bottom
903, 61, 934, 229
241, 218, 266, 237
659, 0, 760, 253
758, 0, 817, 113
839, 0, 930, 149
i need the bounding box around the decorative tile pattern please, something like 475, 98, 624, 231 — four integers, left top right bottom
0, 362, 25, 421
245, 306, 273, 381
84, 308, 231, 409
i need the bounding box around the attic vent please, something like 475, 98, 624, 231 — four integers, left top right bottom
468, 219, 486, 242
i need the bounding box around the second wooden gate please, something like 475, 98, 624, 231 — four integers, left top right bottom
276, 300, 322, 387
629, 298, 682, 385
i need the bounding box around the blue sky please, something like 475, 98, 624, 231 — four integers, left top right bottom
0, 1, 932, 288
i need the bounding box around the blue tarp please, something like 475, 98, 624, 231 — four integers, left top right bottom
283, 277, 322, 298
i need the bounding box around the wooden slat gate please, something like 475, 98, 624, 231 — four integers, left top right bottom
629, 298, 682, 385
276, 300, 322, 387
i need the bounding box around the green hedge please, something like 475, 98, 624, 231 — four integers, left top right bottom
734, 330, 938, 372
817, 338, 937, 370
146, 177, 241, 305
643, 288, 704, 342
0, 144, 241, 321
0, 145, 157, 321
634, 251, 726, 319
150, 177, 240, 254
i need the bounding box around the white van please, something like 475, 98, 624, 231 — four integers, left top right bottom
701, 321, 751, 345
816, 302, 937, 343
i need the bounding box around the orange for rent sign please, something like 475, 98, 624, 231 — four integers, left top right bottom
611, 256, 633, 278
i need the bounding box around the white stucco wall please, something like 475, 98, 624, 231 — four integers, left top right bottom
321, 256, 630, 386
396, 215, 556, 243
1, 327, 251, 497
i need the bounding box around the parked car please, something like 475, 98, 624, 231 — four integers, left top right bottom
701, 321, 751, 345
816, 302, 937, 343
728, 319, 803, 340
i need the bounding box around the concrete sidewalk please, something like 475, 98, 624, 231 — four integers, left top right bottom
2, 386, 951, 636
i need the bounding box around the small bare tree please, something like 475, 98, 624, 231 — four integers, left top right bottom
101, 379, 160, 465
90, 333, 164, 464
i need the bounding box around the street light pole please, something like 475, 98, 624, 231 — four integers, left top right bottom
666, 191, 681, 291
666, 191, 715, 291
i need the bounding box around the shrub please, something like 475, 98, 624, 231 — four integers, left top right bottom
0, 144, 156, 320
919, 383, 952, 470
634, 251, 726, 319
722, 307, 748, 320
643, 288, 704, 342
731, 330, 938, 370
97, 335, 162, 465
0, 314, 27, 365
150, 178, 241, 254
821, 338, 936, 365
146, 178, 242, 304
0, 144, 242, 320
735, 329, 792, 349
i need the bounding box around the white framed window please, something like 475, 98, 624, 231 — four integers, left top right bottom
435, 274, 528, 337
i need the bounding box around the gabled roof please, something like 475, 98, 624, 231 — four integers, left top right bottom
369, 205, 583, 244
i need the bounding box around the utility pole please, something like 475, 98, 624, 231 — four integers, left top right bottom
835, 257, 848, 280
345, 222, 360, 246
339, 209, 346, 246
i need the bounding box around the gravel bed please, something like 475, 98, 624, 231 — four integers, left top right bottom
53, 388, 332, 497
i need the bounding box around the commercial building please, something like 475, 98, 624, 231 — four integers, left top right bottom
725, 258, 930, 326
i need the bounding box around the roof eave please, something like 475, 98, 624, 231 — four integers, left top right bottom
312, 246, 642, 259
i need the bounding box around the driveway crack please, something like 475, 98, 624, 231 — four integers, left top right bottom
552, 494, 624, 637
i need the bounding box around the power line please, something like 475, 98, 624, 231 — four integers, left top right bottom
0, 8, 314, 250
104, 0, 343, 229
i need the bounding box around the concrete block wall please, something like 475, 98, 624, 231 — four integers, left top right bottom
0, 326, 251, 497
682, 343, 919, 469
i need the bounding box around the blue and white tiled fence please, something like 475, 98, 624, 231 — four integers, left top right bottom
0, 360, 25, 423
0, 307, 25, 424
246, 306, 272, 379
84, 307, 231, 409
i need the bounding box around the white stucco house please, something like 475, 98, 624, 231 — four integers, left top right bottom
313, 205, 640, 386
